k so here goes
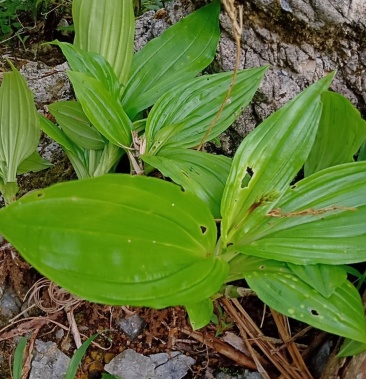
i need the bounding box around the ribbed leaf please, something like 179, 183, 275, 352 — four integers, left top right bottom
51, 41, 121, 98
243, 258, 366, 343
287, 264, 347, 298
67, 71, 132, 148
121, 0, 221, 119
0, 63, 40, 182
73, 0, 135, 86
142, 149, 231, 218
17, 151, 52, 175
234, 162, 366, 264
145, 67, 268, 153
305, 91, 366, 176
0, 175, 228, 308
186, 299, 214, 330
221, 74, 334, 246
338, 337, 366, 357
49, 101, 106, 150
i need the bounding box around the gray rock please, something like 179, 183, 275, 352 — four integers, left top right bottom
215, 369, 263, 379
29, 340, 70, 379
104, 349, 195, 379
117, 314, 146, 340
0, 285, 21, 322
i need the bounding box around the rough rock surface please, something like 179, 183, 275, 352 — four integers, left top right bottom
136, 0, 366, 155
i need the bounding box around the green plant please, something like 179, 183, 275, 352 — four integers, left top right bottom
0, 61, 51, 204
0, 0, 33, 38
1, 0, 366, 357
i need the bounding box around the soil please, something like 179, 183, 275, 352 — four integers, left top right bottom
0, 4, 363, 379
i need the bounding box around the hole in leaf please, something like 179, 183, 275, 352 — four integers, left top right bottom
309, 308, 319, 316
241, 167, 253, 189
37, 193, 44, 198
200, 226, 207, 234
226, 242, 233, 248
259, 265, 265, 270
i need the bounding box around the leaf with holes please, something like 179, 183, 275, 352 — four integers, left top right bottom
73, 0, 134, 87
144, 67, 268, 154
305, 91, 366, 176
142, 149, 231, 218
0, 175, 229, 308
231, 162, 366, 265
221, 73, 334, 247
121, 0, 221, 119
243, 258, 366, 343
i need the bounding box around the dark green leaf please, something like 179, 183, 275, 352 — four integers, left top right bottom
186, 299, 214, 330
13, 337, 27, 379
121, 0, 221, 119
0, 175, 228, 308
305, 91, 366, 176
145, 67, 268, 153
142, 149, 231, 218
17, 151, 52, 175
338, 337, 366, 357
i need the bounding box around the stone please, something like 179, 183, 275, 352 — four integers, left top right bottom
0, 285, 21, 322
29, 340, 70, 379
117, 314, 146, 340
215, 369, 263, 379
104, 349, 195, 379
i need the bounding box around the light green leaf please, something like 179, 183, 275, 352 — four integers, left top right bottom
67, 71, 132, 148
0, 63, 40, 183
234, 162, 366, 264
49, 100, 106, 150
13, 337, 27, 379
51, 41, 121, 98
221, 73, 334, 247
121, 0, 221, 119
0, 175, 228, 308
17, 151, 52, 175
186, 299, 214, 330
142, 149, 231, 218
287, 264, 347, 298
244, 259, 366, 343
73, 0, 135, 86
145, 67, 268, 153
305, 91, 366, 176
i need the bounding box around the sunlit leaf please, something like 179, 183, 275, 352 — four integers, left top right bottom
145, 67, 268, 153
221, 73, 334, 246
121, 0, 221, 119
233, 162, 366, 264
17, 151, 52, 175
67, 71, 132, 148
142, 149, 231, 218
305, 91, 366, 176
242, 258, 366, 343
0, 175, 228, 308
73, 0, 135, 86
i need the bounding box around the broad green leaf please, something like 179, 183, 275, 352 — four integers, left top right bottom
145, 67, 268, 153
186, 299, 214, 330
51, 41, 121, 98
221, 74, 334, 246
0, 63, 40, 182
49, 101, 106, 150
17, 151, 52, 175
287, 264, 347, 298
73, 0, 134, 86
305, 91, 366, 176
67, 71, 132, 148
142, 149, 231, 218
243, 258, 366, 343
358, 139, 366, 161
338, 337, 366, 357
0, 175, 228, 308
121, 0, 221, 119
92, 143, 124, 177
65, 334, 98, 379
234, 162, 366, 264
